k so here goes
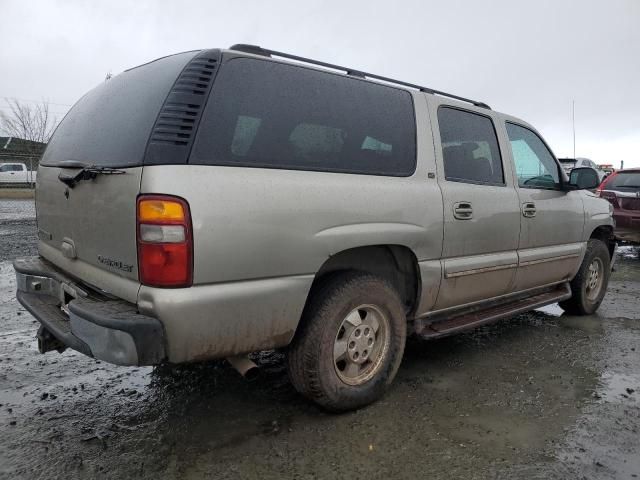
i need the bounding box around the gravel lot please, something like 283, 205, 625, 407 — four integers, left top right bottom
1, 199, 639, 479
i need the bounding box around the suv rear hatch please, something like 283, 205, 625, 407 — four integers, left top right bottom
36, 51, 199, 302
604, 170, 640, 211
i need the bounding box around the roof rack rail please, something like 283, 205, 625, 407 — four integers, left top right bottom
228, 44, 491, 110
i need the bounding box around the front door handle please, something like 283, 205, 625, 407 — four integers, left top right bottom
522, 202, 537, 218
453, 201, 473, 220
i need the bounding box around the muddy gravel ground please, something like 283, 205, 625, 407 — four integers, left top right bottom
1, 199, 639, 479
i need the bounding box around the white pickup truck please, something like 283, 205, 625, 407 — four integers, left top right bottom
0, 163, 37, 185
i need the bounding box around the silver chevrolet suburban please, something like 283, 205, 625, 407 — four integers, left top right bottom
14, 45, 615, 411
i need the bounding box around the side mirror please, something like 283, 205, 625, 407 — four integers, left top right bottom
568, 167, 600, 190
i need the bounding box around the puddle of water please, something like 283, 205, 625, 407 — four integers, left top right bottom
597, 371, 640, 404
553, 370, 640, 479
536, 303, 564, 317
617, 245, 640, 261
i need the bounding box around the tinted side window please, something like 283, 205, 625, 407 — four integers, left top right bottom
506, 123, 560, 189
437, 107, 504, 185
1, 164, 22, 172
191, 58, 416, 176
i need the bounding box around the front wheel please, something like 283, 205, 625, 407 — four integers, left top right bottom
287, 272, 406, 411
559, 239, 611, 315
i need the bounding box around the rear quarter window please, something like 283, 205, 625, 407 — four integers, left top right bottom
190, 57, 416, 176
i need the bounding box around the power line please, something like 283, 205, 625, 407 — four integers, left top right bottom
572, 100, 576, 158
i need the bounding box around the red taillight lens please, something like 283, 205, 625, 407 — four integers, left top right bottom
600, 190, 619, 208
595, 172, 617, 196
137, 195, 193, 288
139, 243, 191, 286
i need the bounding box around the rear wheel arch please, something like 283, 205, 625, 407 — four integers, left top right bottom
308, 245, 421, 318
287, 270, 407, 410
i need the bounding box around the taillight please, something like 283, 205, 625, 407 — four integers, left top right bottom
137, 195, 193, 288
595, 172, 617, 196
600, 190, 620, 208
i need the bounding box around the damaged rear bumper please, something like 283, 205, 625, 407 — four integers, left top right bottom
14, 256, 165, 366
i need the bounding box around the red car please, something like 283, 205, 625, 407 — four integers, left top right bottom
597, 169, 640, 244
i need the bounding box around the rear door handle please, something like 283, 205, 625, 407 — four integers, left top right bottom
522, 202, 536, 218
453, 201, 473, 220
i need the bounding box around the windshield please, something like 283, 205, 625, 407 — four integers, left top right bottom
40, 51, 198, 168
607, 171, 640, 190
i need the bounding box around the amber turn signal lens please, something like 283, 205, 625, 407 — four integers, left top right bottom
138, 199, 185, 222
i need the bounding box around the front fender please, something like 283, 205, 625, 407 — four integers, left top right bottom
582, 193, 615, 237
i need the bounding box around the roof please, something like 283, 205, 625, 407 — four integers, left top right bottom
0, 137, 46, 155
228, 44, 491, 110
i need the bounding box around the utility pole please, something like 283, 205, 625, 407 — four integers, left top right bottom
572, 100, 576, 158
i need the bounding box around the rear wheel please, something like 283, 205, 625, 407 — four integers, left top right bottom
559, 239, 611, 315
287, 272, 406, 411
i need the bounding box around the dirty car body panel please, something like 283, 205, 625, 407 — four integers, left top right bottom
14, 46, 614, 372
599, 170, 640, 244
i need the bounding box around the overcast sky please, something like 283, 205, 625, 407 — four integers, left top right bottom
1, 0, 638, 167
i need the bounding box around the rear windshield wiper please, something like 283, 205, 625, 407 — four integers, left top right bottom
58, 165, 126, 188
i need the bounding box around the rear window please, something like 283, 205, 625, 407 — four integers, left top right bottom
41, 51, 198, 168
190, 57, 416, 176
607, 172, 640, 190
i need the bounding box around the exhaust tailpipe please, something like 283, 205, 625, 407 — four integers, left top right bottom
226, 355, 259, 381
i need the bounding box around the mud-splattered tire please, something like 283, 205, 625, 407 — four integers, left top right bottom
287, 272, 406, 412
559, 239, 611, 315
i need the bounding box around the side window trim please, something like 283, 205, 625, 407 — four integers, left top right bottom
505, 121, 563, 191
437, 105, 507, 187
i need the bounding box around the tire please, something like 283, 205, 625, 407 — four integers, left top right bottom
559, 239, 611, 315
287, 272, 406, 411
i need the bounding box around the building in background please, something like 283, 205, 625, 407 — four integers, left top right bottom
0, 137, 46, 171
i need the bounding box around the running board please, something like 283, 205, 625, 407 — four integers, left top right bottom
416, 283, 571, 339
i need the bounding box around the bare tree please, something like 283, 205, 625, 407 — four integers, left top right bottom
0, 99, 58, 153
